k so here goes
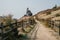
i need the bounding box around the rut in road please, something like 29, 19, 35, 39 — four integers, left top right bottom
27, 20, 59, 40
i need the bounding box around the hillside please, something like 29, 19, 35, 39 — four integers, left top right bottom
33, 6, 60, 40
35, 7, 60, 20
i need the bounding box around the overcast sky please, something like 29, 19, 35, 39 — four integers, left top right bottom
0, 0, 60, 18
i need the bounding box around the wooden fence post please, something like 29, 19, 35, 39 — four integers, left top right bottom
15, 20, 17, 26
0, 22, 3, 40
21, 20, 24, 31
59, 23, 60, 36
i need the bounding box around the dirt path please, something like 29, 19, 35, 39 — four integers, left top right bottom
27, 20, 59, 40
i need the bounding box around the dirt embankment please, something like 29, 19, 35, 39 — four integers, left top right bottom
27, 19, 59, 40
